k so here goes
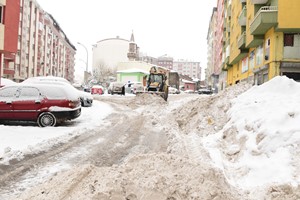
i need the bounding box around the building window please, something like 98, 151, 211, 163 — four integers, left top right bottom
284, 34, 294, 47
0, 5, 3, 24
265, 38, 270, 60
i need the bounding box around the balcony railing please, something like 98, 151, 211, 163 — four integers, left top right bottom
250, 6, 278, 35
238, 31, 246, 49
238, 6, 247, 26
251, 0, 268, 4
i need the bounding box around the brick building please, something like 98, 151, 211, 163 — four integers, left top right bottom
0, 0, 76, 83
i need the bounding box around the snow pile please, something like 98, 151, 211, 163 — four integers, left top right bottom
17, 154, 242, 200
203, 76, 300, 198
133, 93, 167, 106
172, 81, 253, 136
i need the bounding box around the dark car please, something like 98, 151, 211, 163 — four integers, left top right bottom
108, 82, 125, 95
198, 88, 213, 95
77, 90, 93, 107
0, 83, 81, 127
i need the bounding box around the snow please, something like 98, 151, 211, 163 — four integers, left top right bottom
0, 78, 16, 87
203, 76, 300, 194
1, 76, 300, 199
116, 68, 150, 74
0, 101, 113, 164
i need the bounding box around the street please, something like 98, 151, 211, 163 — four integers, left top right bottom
1, 78, 300, 200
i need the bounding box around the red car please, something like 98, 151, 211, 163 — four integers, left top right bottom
0, 83, 81, 127
91, 85, 103, 95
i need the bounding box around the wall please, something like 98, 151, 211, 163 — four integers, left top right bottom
278, 0, 300, 29
92, 38, 129, 70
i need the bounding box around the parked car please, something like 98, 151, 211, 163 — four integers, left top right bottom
168, 87, 180, 94
125, 82, 144, 94
108, 82, 125, 95
91, 85, 104, 95
184, 90, 195, 94
77, 90, 93, 107
22, 76, 93, 107
0, 83, 81, 127
198, 88, 213, 95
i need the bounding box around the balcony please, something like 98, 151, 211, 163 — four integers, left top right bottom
250, 6, 278, 35
223, 32, 226, 42
246, 35, 264, 48
230, 50, 248, 65
227, 4, 231, 17
226, 21, 231, 33
238, 31, 246, 49
251, 0, 268, 4
238, 6, 247, 26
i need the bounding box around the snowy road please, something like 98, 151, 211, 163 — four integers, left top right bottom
1, 78, 300, 200
0, 94, 174, 199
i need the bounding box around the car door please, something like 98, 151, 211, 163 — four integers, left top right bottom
0, 86, 18, 119
12, 86, 43, 120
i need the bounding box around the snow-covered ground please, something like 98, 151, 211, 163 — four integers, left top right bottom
0, 100, 113, 164
1, 76, 300, 199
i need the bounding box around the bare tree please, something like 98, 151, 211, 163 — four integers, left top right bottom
93, 61, 116, 86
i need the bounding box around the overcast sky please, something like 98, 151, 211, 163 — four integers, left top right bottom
37, 0, 217, 81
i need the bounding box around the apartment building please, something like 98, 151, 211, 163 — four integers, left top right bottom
206, 7, 219, 90
1, 0, 76, 83
138, 54, 158, 66
173, 60, 201, 79
0, 0, 20, 80
218, 0, 300, 86
157, 55, 173, 70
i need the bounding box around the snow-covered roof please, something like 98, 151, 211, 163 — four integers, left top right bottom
117, 68, 149, 74
182, 79, 195, 84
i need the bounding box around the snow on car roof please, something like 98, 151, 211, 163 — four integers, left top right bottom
92, 85, 103, 88
18, 83, 80, 101
22, 76, 71, 84
0, 78, 16, 87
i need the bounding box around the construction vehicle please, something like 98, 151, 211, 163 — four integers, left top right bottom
145, 66, 169, 101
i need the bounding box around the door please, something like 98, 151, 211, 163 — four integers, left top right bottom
12, 86, 43, 120
0, 86, 18, 119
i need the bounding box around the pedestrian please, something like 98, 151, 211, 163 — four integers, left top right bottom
122, 85, 125, 95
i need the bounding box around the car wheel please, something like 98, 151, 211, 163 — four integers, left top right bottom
37, 112, 57, 127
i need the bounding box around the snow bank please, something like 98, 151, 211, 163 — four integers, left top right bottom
203, 76, 300, 198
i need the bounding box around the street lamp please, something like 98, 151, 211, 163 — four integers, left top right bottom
77, 42, 88, 72
77, 42, 89, 85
